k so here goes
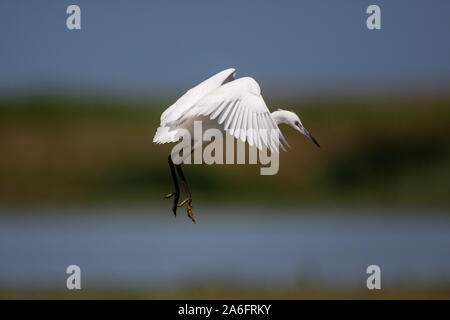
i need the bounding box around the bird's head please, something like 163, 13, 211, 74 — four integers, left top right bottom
271, 109, 320, 148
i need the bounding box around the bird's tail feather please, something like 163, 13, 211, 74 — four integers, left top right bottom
153, 126, 181, 144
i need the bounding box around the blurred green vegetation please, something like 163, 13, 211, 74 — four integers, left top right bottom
1, 93, 449, 211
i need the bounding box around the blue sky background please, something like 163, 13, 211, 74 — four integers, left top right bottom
1, 0, 449, 94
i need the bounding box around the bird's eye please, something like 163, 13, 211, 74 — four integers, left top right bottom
295, 121, 300, 126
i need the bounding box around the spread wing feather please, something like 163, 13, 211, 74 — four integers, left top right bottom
180, 77, 287, 153
158, 68, 236, 127
153, 68, 236, 144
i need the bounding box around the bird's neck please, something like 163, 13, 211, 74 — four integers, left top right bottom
271, 110, 288, 126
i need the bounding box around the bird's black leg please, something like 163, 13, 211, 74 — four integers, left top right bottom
165, 154, 180, 216
175, 164, 195, 223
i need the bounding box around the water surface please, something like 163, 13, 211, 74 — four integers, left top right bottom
1, 208, 449, 290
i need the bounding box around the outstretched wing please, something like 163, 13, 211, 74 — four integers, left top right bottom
180, 77, 288, 153
159, 68, 236, 127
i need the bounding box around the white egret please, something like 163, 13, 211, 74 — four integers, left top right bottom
153, 68, 320, 222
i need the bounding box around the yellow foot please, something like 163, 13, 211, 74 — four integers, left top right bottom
178, 197, 195, 223
164, 191, 179, 216
164, 192, 177, 199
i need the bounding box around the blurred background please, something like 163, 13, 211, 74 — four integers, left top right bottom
1, 0, 450, 299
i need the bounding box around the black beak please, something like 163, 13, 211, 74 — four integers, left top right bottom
304, 129, 320, 148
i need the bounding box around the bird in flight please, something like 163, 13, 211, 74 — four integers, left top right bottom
153, 68, 320, 222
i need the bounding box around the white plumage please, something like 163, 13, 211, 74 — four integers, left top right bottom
153, 68, 291, 153
154, 68, 319, 222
